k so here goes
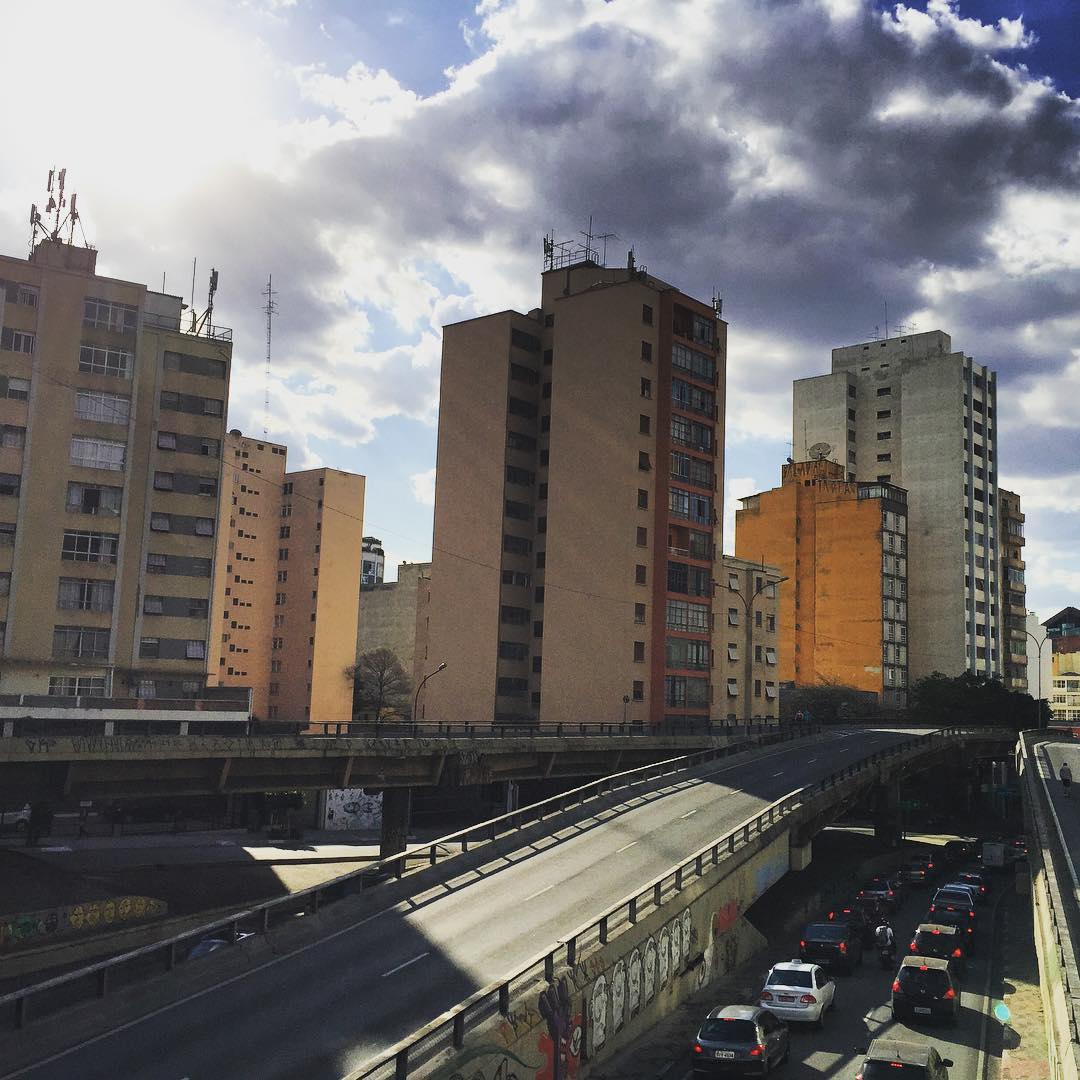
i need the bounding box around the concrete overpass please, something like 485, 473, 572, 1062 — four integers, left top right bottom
0, 724, 1014, 1080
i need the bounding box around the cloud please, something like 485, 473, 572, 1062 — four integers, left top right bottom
410, 468, 437, 507
723, 476, 760, 557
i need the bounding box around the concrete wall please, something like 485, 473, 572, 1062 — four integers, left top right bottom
356, 561, 431, 689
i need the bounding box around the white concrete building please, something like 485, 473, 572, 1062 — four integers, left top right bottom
1026, 611, 1052, 703
793, 330, 1001, 682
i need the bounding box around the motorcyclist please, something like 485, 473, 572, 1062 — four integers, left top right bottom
875, 920, 896, 963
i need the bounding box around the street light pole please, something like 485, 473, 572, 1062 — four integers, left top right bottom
413, 661, 447, 723
1022, 629, 1049, 730
738, 571, 789, 726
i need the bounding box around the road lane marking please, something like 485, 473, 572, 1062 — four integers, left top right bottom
617, 841, 639, 852
680, 810, 697, 819
523, 884, 556, 901
771, 771, 783, 777
807, 758, 817, 763
382, 951, 429, 978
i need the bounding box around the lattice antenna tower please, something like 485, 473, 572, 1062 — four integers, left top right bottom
262, 275, 277, 436
30, 167, 88, 252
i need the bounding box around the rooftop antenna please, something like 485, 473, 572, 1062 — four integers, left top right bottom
188, 258, 198, 332
595, 230, 616, 266
884, 298, 889, 339
712, 288, 723, 319
33, 167, 84, 249
191, 268, 219, 338
262, 274, 277, 437
579, 215, 596, 263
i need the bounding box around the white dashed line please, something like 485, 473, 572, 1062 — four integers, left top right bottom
772, 771, 783, 777
523, 884, 556, 901
381, 951, 429, 978
680, 810, 698, 819
617, 841, 639, 852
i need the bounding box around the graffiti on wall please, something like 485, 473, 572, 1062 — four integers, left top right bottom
537, 977, 582, 1080
611, 958, 626, 1034
0, 895, 167, 952
322, 787, 383, 830
627, 948, 642, 1015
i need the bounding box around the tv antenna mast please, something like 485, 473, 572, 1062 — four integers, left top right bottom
262, 275, 277, 436
30, 167, 86, 251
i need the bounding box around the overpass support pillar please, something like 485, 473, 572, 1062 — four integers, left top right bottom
790, 833, 812, 871
380, 787, 412, 860
873, 778, 902, 848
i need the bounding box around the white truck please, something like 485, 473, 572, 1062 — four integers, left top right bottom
982, 841, 1006, 868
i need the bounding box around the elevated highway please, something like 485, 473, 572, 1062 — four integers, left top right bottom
0, 724, 1013, 1080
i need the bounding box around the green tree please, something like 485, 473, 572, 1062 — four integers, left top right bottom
908, 671, 1046, 731
345, 648, 411, 719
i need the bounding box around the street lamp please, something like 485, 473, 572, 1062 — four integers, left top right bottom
413, 661, 447, 722
736, 571, 789, 726
1023, 629, 1050, 730
622, 694, 631, 725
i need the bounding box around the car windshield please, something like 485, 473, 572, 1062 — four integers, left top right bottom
898, 968, 950, 994
914, 932, 951, 953
767, 969, 812, 987
806, 924, 845, 940
861, 1063, 928, 1078
699, 1018, 757, 1043
936, 891, 972, 906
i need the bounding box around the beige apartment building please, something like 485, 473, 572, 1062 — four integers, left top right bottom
207, 431, 365, 727
713, 555, 781, 722
356, 560, 431, 689
0, 236, 231, 699
793, 330, 1001, 682
998, 488, 1028, 692
426, 248, 727, 727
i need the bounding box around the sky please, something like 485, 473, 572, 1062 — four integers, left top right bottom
0, 0, 1076, 621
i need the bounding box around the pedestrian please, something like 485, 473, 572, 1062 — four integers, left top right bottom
795, 709, 804, 725
1060, 760, 1073, 798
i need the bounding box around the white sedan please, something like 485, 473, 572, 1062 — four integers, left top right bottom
759, 960, 836, 1027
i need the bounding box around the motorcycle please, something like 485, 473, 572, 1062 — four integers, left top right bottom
877, 944, 897, 969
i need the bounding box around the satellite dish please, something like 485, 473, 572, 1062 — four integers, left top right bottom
808, 442, 833, 461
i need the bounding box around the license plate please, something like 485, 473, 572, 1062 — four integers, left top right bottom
914, 1007, 932, 1015
779, 995, 795, 1002
715, 1050, 735, 1059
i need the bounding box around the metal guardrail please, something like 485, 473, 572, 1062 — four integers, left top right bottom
353, 726, 964, 1079
0, 726, 815, 1032
306, 719, 788, 739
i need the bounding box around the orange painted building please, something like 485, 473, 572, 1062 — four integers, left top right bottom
735, 459, 909, 708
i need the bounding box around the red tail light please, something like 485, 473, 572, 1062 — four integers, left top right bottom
749, 1044, 765, 1058
968, 910, 975, 918
909, 940, 917, 950
839, 941, 847, 954
943, 987, 956, 1000
693, 1043, 703, 1054
952, 948, 962, 957
891, 978, 901, 991
800, 939, 806, 949
760, 991, 773, 1001
799, 993, 816, 1004
931, 929, 941, 935
888, 890, 894, 896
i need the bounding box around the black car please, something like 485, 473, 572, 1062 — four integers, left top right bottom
925, 907, 977, 955
951, 869, 991, 901
891, 956, 960, 1026
856, 1038, 953, 1078
943, 839, 974, 866
692, 1005, 789, 1075
908, 922, 967, 976
826, 904, 874, 946
800, 921, 863, 974
929, 888, 979, 930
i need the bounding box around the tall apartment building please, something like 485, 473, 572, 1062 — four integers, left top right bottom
361, 537, 385, 586
793, 330, 999, 682
0, 236, 231, 699
998, 489, 1028, 692
207, 433, 365, 727
426, 251, 726, 727
713, 555, 781, 721
1046, 607, 1080, 724
735, 459, 909, 708
356, 560, 431, 688
206, 431, 287, 718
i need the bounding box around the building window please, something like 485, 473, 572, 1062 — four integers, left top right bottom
877, 386, 891, 397
0, 522, 15, 546
48, 675, 106, 697
637, 489, 649, 510
876, 409, 891, 419
766, 614, 776, 632
632, 680, 644, 702
636, 526, 648, 546
633, 641, 645, 662
765, 682, 778, 700
139, 637, 160, 659
71, 436, 126, 471
151, 513, 170, 532
62, 530, 119, 564
638, 451, 651, 471
642, 304, 654, 325
641, 377, 652, 399
79, 344, 132, 378
666, 598, 709, 632
635, 564, 647, 585
186, 640, 207, 660
75, 389, 131, 424
5, 377, 30, 401
727, 608, 739, 626
0, 424, 24, 450
533, 620, 544, 638
83, 297, 137, 333
634, 602, 646, 624
641, 341, 653, 362
57, 578, 114, 612
727, 643, 738, 661
53, 625, 110, 660
1, 328, 35, 354
726, 678, 738, 698
754, 679, 761, 698
877, 431, 891, 441
640, 414, 651, 435
877, 453, 892, 463
765, 647, 777, 665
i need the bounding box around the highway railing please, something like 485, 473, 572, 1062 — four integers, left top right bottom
0, 724, 817, 1034
351, 725, 965, 1079
306, 718, 787, 738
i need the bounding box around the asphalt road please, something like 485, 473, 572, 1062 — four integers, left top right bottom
7, 727, 922, 1080
1035, 741, 1080, 891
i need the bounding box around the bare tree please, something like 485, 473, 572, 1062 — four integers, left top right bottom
345, 648, 411, 719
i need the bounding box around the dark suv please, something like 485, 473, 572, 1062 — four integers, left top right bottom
800, 921, 863, 974
891, 956, 960, 1026
826, 904, 874, 946
856, 1038, 953, 1078
692, 1005, 789, 1075
924, 907, 977, 955
908, 922, 967, 976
